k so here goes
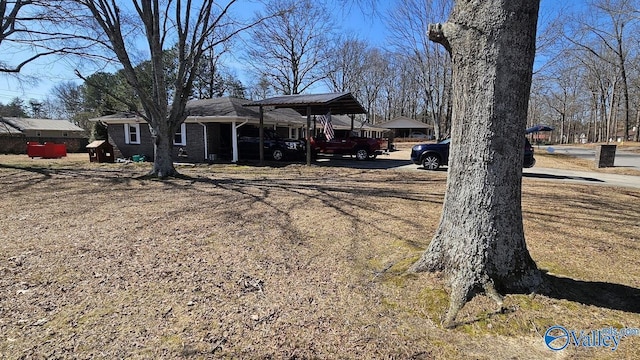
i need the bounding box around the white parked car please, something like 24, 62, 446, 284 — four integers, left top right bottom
408, 131, 429, 139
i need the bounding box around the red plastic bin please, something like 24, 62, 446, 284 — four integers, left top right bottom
26, 142, 45, 158
27, 142, 67, 159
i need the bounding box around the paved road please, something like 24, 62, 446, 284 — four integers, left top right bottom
314, 149, 640, 190
547, 145, 640, 171
522, 167, 640, 189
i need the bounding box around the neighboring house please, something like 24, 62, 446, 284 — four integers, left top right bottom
377, 116, 434, 139
93, 97, 307, 163
613, 127, 638, 142
327, 115, 388, 139
0, 117, 87, 154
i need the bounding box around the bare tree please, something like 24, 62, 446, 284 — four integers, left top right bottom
386, 0, 453, 140
0, 0, 61, 73
247, 75, 276, 101
60, 0, 267, 177
538, 62, 588, 144
50, 81, 84, 116
190, 24, 240, 99
359, 48, 390, 124
408, 0, 543, 328
324, 36, 368, 95
629, 62, 640, 141
325, 38, 423, 125
245, 0, 336, 95
565, 0, 639, 141
579, 53, 618, 143
377, 53, 423, 122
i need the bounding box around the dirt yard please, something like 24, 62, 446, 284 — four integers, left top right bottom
1, 154, 639, 359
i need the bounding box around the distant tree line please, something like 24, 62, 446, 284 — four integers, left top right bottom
530, 0, 640, 143
1, 0, 639, 143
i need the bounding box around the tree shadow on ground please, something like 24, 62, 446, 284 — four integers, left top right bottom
0, 163, 143, 191
312, 156, 414, 170
0, 163, 53, 177
541, 273, 640, 313
454, 273, 640, 328
523, 172, 604, 183
156, 170, 446, 253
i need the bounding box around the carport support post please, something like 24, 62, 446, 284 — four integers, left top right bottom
259, 105, 264, 165
232, 121, 239, 162
306, 105, 312, 166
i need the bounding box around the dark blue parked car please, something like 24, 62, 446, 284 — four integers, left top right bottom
410, 138, 535, 170
238, 126, 305, 161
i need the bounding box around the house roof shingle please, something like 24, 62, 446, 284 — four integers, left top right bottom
1, 117, 85, 132
92, 97, 305, 125
243, 92, 367, 115
377, 117, 433, 129
0, 120, 22, 135
187, 97, 304, 124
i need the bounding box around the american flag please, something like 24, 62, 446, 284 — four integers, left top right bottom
318, 111, 334, 140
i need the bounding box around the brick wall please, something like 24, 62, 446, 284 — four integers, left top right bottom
176, 124, 205, 162
0, 136, 26, 153
108, 123, 207, 162
108, 123, 155, 160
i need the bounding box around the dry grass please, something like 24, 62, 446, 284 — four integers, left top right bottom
534, 150, 640, 176
1, 154, 639, 359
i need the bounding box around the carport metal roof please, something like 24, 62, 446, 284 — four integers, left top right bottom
243, 92, 367, 115
243, 92, 367, 165
377, 116, 433, 129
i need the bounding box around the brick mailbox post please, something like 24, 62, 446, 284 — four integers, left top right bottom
595, 144, 616, 168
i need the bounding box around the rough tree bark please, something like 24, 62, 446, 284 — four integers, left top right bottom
408, 0, 544, 328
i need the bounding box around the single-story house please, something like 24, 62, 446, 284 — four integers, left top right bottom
612, 127, 638, 142
94, 93, 376, 163
327, 115, 389, 138
0, 117, 87, 154
377, 116, 434, 138
92, 97, 308, 163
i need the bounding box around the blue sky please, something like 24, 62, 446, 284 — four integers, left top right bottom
0, 0, 568, 108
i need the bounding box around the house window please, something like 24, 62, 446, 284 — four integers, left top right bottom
62, 132, 68, 137
174, 123, 186, 146
124, 123, 140, 144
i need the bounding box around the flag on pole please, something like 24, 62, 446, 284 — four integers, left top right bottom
318, 111, 334, 140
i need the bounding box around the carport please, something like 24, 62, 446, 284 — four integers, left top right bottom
243, 92, 367, 165
377, 116, 434, 139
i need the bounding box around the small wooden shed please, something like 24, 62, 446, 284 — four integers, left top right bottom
86, 140, 114, 163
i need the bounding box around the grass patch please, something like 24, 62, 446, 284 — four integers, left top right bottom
1, 154, 639, 359
416, 287, 450, 321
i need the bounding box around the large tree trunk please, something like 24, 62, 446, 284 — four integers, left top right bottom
409, 0, 543, 328
148, 119, 179, 178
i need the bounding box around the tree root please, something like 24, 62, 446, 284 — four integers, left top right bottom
441, 279, 505, 329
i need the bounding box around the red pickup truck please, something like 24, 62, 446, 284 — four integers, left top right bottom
310, 132, 386, 160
